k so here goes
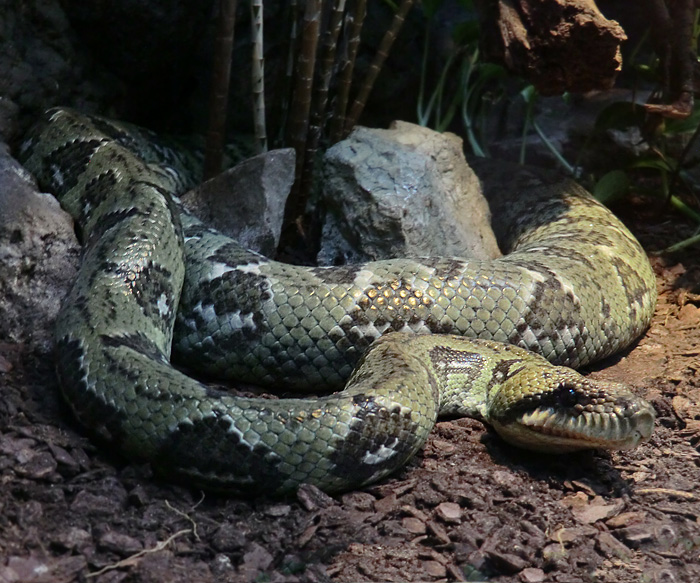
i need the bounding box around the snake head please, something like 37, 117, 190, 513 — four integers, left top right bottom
486, 366, 656, 453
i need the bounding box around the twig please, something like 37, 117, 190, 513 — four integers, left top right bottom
203, 0, 238, 180
86, 529, 192, 578
165, 499, 201, 540
636, 487, 697, 500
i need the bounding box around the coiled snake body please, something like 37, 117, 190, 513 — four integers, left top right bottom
20, 109, 657, 494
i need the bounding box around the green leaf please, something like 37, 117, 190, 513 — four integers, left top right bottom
630, 157, 676, 172
593, 170, 630, 204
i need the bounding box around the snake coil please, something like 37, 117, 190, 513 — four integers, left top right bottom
19, 108, 657, 494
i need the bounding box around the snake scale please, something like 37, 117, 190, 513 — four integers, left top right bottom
19, 108, 657, 495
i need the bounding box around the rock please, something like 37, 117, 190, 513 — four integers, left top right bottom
318, 122, 501, 265
180, 148, 295, 256
15, 451, 58, 480
423, 560, 446, 578
401, 517, 426, 534
484, 549, 528, 574
571, 498, 625, 524
0, 150, 79, 353
239, 543, 274, 583
53, 527, 92, 552
520, 567, 546, 582
211, 523, 246, 553
435, 501, 462, 524
296, 483, 336, 511
596, 531, 633, 560
616, 523, 656, 548
97, 530, 144, 555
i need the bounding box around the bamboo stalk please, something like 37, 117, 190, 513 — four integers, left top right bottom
250, 0, 267, 153
203, 0, 238, 180
274, 0, 300, 145
330, 0, 366, 143
301, 0, 347, 195
286, 0, 321, 195
343, 0, 414, 135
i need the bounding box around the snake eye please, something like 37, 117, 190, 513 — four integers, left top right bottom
556, 383, 579, 408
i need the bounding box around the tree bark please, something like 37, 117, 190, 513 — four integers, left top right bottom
474, 0, 626, 95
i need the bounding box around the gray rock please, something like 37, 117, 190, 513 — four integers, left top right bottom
318, 122, 501, 265
0, 150, 78, 353
180, 148, 294, 256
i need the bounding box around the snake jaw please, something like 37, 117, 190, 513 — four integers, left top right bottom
498, 401, 656, 453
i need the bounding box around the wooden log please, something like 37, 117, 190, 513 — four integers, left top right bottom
474, 0, 626, 95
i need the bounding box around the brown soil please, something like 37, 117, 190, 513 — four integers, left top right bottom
1, 201, 699, 583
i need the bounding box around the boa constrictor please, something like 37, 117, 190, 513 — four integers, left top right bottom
20, 108, 657, 495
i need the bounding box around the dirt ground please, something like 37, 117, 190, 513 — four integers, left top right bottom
1, 198, 700, 583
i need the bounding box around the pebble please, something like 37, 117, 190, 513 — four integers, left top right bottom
423, 560, 446, 578
97, 530, 144, 555
520, 567, 546, 582
435, 501, 462, 523
616, 524, 655, 547
484, 549, 528, 574
16, 451, 57, 480
596, 531, 633, 560
296, 483, 335, 511
401, 517, 426, 534
212, 522, 247, 552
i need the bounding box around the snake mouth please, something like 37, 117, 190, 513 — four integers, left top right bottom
491, 401, 656, 453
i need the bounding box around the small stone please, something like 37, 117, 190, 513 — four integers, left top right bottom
427, 519, 451, 545
401, 505, 429, 522
5, 555, 49, 582
53, 527, 92, 552
542, 543, 568, 568
484, 550, 528, 574
70, 491, 122, 516
520, 567, 546, 582
572, 499, 623, 524
402, 517, 426, 534
606, 511, 646, 529
423, 560, 446, 578
616, 524, 655, 547
48, 444, 79, 472
240, 543, 274, 582
15, 451, 57, 479
373, 493, 398, 514
340, 491, 376, 511
596, 531, 633, 560
435, 501, 462, 523
212, 523, 246, 553
264, 504, 291, 517
127, 484, 149, 507
296, 483, 335, 511
550, 526, 595, 543
97, 531, 144, 555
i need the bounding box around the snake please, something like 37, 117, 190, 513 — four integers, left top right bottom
18, 108, 657, 495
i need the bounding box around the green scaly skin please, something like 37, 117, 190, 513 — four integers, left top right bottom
19, 108, 656, 495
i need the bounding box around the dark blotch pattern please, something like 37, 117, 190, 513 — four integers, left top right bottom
328, 395, 421, 486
